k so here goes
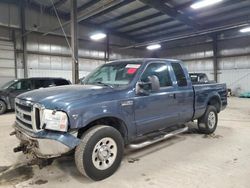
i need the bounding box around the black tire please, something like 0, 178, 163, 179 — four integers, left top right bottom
198, 105, 218, 134
75, 125, 124, 181
0, 100, 7, 115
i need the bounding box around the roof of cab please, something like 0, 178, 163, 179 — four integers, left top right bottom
109, 58, 182, 65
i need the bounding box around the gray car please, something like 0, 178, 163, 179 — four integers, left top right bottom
0, 77, 71, 114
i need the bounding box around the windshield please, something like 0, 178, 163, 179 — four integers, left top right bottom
1, 80, 18, 89
84, 62, 141, 87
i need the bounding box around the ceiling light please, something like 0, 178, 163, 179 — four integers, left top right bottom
239, 27, 250, 33
146, 44, 161, 50
191, 0, 223, 9
90, 33, 107, 41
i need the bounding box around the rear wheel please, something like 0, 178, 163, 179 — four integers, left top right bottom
75, 125, 124, 181
198, 105, 218, 134
0, 100, 7, 115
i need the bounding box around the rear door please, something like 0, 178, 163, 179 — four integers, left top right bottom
134, 62, 179, 135
171, 63, 194, 123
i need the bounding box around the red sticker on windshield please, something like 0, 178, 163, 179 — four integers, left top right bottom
127, 68, 137, 74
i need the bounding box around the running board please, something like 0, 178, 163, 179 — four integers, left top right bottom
128, 126, 188, 150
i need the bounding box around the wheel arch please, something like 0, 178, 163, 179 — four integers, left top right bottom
207, 95, 221, 113
77, 116, 129, 144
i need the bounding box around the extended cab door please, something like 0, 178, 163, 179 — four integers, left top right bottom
170, 63, 194, 123
134, 62, 179, 135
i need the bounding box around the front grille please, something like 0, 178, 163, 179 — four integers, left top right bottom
16, 117, 32, 129
15, 99, 42, 132
15, 102, 32, 112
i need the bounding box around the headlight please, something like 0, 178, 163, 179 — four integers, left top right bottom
41, 109, 68, 132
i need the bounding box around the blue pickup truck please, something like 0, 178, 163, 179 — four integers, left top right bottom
12, 58, 227, 181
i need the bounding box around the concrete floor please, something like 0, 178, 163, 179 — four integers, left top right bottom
0, 97, 250, 188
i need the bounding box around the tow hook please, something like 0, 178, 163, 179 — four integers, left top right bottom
13, 145, 27, 153
9, 131, 16, 136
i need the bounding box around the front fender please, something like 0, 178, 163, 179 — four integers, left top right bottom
68, 100, 136, 140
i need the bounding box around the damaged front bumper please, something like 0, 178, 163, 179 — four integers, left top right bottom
13, 123, 80, 158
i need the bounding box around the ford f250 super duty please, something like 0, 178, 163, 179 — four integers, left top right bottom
11, 59, 227, 181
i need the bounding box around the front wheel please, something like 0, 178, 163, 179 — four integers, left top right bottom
0, 100, 7, 115
198, 105, 218, 134
75, 125, 124, 181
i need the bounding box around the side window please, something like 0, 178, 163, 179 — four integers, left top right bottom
41, 80, 55, 88
34, 80, 54, 89
11, 80, 32, 90
54, 79, 70, 86
171, 63, 187, 87
141, 63, 172, 87
33, 80, 42, 89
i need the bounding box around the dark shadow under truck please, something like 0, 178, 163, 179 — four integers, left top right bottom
11, 58, 227, 181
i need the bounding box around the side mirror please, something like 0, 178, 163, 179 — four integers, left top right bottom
136, 75, 160, 95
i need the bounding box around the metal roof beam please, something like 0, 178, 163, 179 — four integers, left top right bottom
139, 0, 201, 29
48, 0, 68, 10
22, 0, 139, 42
77, 0, 103, 12
131, 23, 185, 38
123, 21, 249, 48
112, 12, 163, 30
125, 18, 174, 33
27, 0, 69, 19
83, 0, 135, 22
100, 5, 150, 26
187, 0, 247, 18
136, 26, 191, 40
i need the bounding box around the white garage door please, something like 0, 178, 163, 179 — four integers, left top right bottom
0, 40, 15, 87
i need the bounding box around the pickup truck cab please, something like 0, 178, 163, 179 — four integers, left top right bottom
12, 59, 227, 181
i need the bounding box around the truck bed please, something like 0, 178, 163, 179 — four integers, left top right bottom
193, 83, 227, 119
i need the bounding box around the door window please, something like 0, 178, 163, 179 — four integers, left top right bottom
141, 63, 172, 87
10, 80, 32, 90
171, 63, 187, 87
33, 79, 55, 89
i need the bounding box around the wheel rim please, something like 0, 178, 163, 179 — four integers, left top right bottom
92, 137, 117, 170
208, 111, 216, 129
0, 102, 3, 112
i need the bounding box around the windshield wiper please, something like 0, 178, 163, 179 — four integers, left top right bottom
94, 82, 114, 88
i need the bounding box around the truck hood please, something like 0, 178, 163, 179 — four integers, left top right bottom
17, 85, 114, 110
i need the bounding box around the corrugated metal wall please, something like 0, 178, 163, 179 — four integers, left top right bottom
161, 43, 215, 80
0, 2, 146, 83
0, 40, 15, 87
0, 1, 249, 94
160, 36, 250, 94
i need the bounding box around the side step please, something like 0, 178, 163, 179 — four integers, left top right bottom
128, 126, 188, 150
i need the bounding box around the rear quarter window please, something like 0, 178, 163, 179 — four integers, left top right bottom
171, 63, 187, 87
54, 79, 70, 86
